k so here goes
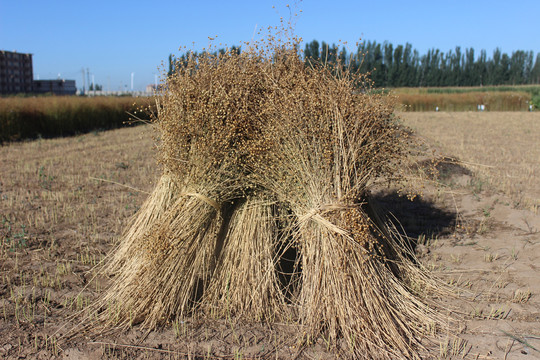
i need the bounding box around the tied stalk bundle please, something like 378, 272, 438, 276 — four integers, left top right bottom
102, 49, 288, 328
97, 37, 448, 359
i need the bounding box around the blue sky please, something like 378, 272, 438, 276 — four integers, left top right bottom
1, 1, 538, 91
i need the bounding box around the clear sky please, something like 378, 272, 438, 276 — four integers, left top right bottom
1, 0, 538, 92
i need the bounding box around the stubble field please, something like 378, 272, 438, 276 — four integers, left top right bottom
1, 111, 539, 359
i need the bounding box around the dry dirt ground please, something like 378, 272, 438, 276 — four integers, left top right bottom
1, 112, 539, 359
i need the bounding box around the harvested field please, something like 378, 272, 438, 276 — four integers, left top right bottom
1, 112, 539, 359
401, 112, 540, 212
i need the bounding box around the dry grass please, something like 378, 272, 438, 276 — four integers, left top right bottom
92, 29, 451, 359
0, 96, 154, 142
395, 91, 531, 111
0, 125, 157, 251
0, 125, 157, 358
400, 111, 540, 212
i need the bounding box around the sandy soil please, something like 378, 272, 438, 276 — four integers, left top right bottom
401, 165, 540, 359
0, 117, 539, 359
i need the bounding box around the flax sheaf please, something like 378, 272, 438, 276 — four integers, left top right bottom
90, 34, 453, 359
293, 200, 442, 359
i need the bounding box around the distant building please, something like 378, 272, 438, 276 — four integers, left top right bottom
146, 83, 167, 94
146, 84, 157, 93
33, 79, 77, 95
1, 50, 77, 95
0, 50, 34, 94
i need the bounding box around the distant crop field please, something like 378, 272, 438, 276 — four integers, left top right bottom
400, 111, 540, 211
391, 85, 540, 111
395, 91, 532, 111
394, 84, 540, 95
0, 96, 155, 143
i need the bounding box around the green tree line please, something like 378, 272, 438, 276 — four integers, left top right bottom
168, 46, 241, 77
304, 40, 540, 87
168, 41, 540, 88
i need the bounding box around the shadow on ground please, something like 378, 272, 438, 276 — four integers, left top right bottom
370, 191, 457, 250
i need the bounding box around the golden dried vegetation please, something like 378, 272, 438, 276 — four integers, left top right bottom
88, 30, 450, 359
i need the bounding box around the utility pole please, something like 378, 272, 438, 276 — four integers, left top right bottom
86, 68, 90, 93
131, 72, 134, 92
81, 68, 86, 95
92, 74, 95, 96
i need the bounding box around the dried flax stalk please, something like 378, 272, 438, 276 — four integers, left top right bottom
102, 189, 221, 328
106, 173, 180, 274
202, 197, 291, 321
294, 206, 441, 358
89, 37, 452, 359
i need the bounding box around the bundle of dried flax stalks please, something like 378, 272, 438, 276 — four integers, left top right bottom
95, 38, 448, 359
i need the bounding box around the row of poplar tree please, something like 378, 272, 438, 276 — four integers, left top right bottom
168, 41, 540, 88
304, 40, 540, 88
